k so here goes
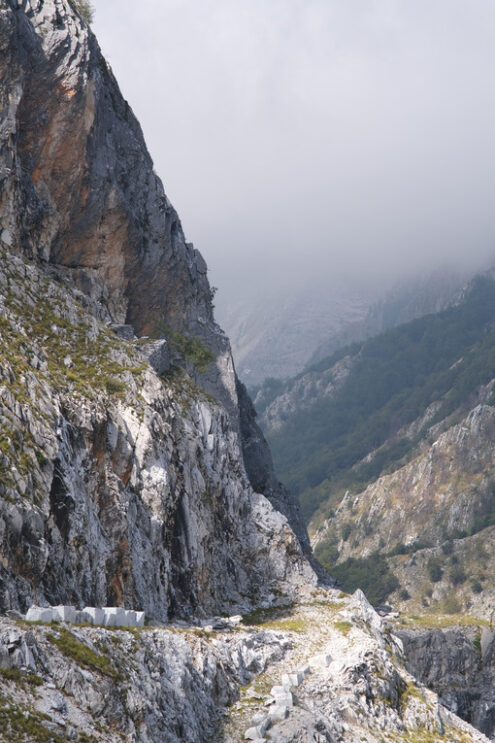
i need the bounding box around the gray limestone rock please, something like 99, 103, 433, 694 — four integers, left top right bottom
398, 626, 495, 739
138, 339, 170, 376
110, 324, 135, 341
0, 0, 318, 606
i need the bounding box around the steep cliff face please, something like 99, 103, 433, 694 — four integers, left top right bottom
397, 624, 495, 739
0, 245, 316, 618
0, 0, 313, 560
1, 0, 210, 337
0, 0, 319, 617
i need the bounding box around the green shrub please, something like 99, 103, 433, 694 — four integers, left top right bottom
35, 449, 48, 467
0, 699, 66, 743
314, 535, 339, 567
427, 556, 443, 582
162, 329, 216, 374
0, 667, 43, 686
471, 580, 483, 594
442, 594, 462, 614
450, 563, 467, 585
341, 523, 352, 541
329, 553, 399, 606
473, 633, 482, 659
105, 378, 126, 395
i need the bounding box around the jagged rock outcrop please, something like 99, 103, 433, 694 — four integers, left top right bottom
0, 0, 312, 561
0, 590, 490, 743
0, 613, 293, 742
0, 0, 319, 617
0, 245, 316, 617
398, 625, 495, 738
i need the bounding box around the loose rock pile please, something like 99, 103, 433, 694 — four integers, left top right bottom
24, 605, 145, 628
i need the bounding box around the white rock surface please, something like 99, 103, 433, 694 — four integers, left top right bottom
268, 705, 289, 723
25, 606, 53, 623
308, 652, 332, 669
281, 671, 303, 687
53, 605, 77, 623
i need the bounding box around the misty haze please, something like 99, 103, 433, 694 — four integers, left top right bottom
92, 0, 495, 385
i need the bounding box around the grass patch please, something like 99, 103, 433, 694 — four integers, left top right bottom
0, 667, 43, 687
105, 377, 126, 395
401, 613, 489, 630
0, 698, 66, 743
259, 617, 307, 633
47, 628, 119, 678
333, 620, 353, 636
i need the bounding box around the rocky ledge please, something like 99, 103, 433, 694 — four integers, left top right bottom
0, 589, 490, 743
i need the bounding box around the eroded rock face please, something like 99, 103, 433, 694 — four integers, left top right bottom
0, 592, 491, 743
0, 249, 317, 618
2, 0, 210, 337
313, 400, 495, 612
0, 0, 317, 608
0, 0, 311, 551
0, 616, 293, 743
398, 627, 495, 738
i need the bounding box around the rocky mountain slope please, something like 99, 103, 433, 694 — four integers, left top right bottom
258, 275, 495, 521
0, 0, 320, 619
1, 2, 495, 743
0, 243, 317, 617
220, 268, 465, 389
255, 270, 495, 617
0, 588, 492, 743
313, 394, 495, 615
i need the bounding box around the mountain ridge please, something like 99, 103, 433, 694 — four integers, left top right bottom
1, 3, 494, 742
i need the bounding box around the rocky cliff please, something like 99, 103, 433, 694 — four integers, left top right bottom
0, 0, 319, 619
313, 397, 495, 614
397, 623, 495, 739
0, 588, 491, 743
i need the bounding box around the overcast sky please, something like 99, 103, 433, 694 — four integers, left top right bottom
93, 0, 495, 305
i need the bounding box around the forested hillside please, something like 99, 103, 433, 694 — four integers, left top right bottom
260, 275, 495, 522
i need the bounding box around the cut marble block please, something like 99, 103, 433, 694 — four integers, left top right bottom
25, 606, 53, 623
52, 605, 76, 623
281, 672, 303, 688
83, 607, 105, 625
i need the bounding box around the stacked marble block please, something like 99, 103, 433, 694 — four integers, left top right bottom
244, 655, 333, 740
24, 605, 145, 628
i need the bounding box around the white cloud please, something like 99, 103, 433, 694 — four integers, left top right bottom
92, 0, 495, 301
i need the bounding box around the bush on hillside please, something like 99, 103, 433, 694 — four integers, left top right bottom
427, 557, 443, 583
321, 553, 399, 606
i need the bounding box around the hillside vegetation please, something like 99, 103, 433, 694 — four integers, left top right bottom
262, 276, 495, 523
